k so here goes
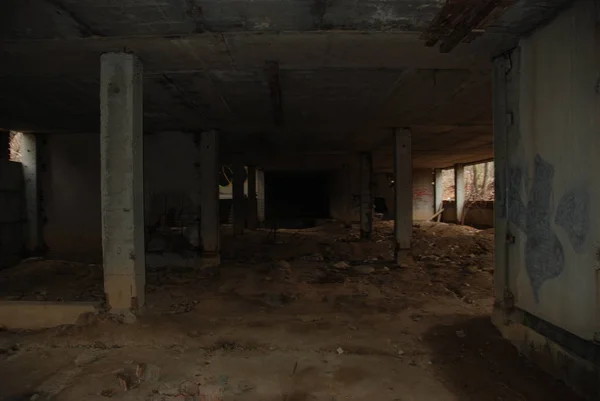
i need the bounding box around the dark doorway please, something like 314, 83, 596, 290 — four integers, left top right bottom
265, 171, 330, 228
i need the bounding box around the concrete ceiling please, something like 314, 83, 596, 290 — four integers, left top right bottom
0, 0, 573, 169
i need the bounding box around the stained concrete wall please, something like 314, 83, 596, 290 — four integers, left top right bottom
0, 160, 24, 267
494, 0, 600, 341
41, 134, 102, 261
492, 4, 600, 396
412, 169, 434, 220
329, 167, 434, 223
373, 169, 434, 221
41, 132, 205, 262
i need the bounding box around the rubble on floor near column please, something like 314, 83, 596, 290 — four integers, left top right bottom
0, 221, 579, 401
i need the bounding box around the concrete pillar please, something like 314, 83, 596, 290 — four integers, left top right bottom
21, 133, 42, 253
342, 163, 353, 228
257, 169, 265, 224
454, 163, 465, 223
247, 165, 258, 229
394, 128, 412, 265
434, 168, 444, 214
233, 156, 245, 235
100, 52, 145, 313
199, 130, 220, 266
359, 152, 373, 239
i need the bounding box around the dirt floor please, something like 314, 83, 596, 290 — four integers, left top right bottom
0, 221, 583, 401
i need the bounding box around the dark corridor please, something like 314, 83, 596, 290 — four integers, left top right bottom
265, 171, 330, 228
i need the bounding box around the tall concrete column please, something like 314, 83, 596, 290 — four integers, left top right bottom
199, 130, 220, 266
233, 156, 245, 235
434, 168, 444, 214
342, 163, 353, 228
454, 163, 465, 223
359, 152, 373, 239
21, 134, 42, 253
100, 53, 145, 313
247, 165, 258, 229
394, 128, 412, 265
257, 169, 265, 224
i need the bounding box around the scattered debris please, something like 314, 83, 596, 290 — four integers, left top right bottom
277, 260, 292, 270
456, 330, 467, 338
74, 350, 104, 367
100, 388, 116, 398
179, 380, 199, 396
333, 261, 350, 269
116, 370, 139, 392
352, 265, 375, 275
136, 363, 161, 383
336, 347, 344, 355
466, 265, 479, 274
300, 253, 324, 262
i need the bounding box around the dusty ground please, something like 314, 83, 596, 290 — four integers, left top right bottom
0, 221, 582, 401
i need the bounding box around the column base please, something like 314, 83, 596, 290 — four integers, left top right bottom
109, 308, 139, 324
201, 253, 221, 269
395, 249, 413, 266
104, 273, 145, 312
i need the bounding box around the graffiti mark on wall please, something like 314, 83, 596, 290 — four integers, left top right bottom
555, 189, 590, 254
413, 185, 433, 208
507, 155, 589, 302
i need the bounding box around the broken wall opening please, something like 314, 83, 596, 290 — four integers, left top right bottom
440, 161, 494, 227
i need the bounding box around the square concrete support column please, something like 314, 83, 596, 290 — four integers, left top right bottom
342, 163, 353, 228
394, 128, 412, 265
359, 152, 373, 240
434, 168, 444, 214
454, 163, 465, 224
247, 165, 258, 229
199, 130, 220, 266
257, 169, 265, 224
100, 53, 145, 313
233, 156, 245, 236
21, 134, 43, 253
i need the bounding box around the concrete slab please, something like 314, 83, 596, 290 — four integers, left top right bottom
0, 301, 99, 330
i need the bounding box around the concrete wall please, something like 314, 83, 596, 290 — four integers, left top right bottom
41, 134, 102, 261
412, 169, 434, 220
0, 160, 24, 267
373, 169, 434, 221
329, 167, 434, 223
441, 200, 493, 228
42, 132, 205, 262
494, 1, 600, 396
145, 132, 199, 222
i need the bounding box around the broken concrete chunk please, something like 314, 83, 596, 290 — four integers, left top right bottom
352, 265, 375, 274
136, 363, 160, 383
465, 265, 479, 274
333, 261, 350, 269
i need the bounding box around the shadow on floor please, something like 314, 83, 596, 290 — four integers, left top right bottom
423, 316, 583, 401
